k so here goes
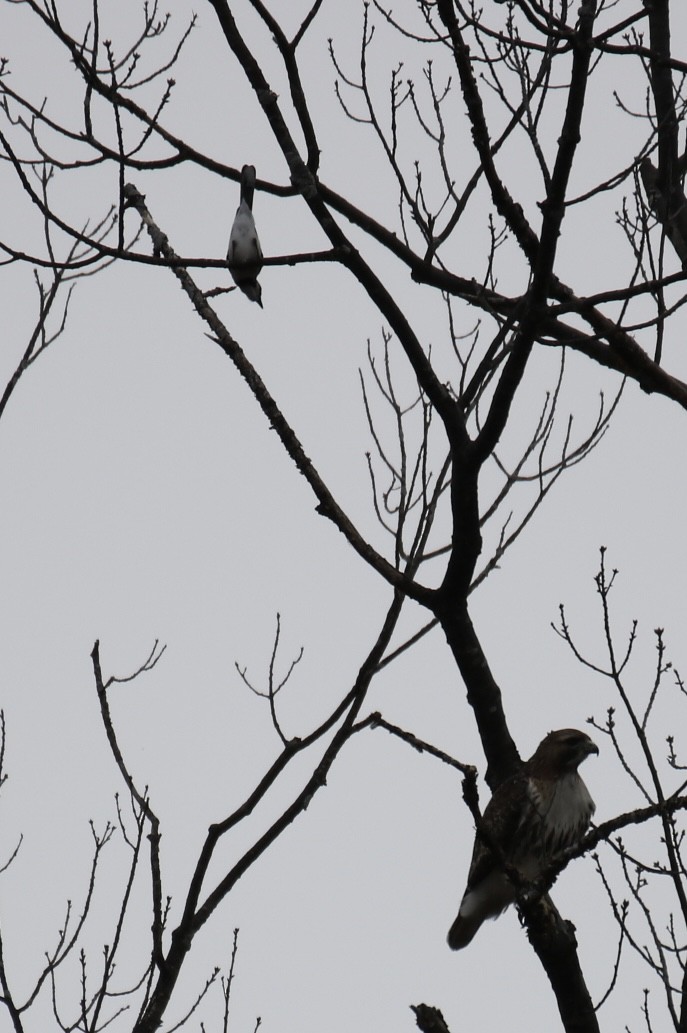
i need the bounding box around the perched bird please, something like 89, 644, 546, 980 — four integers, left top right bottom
447, 728, 598, 950
227, 164, 263, 306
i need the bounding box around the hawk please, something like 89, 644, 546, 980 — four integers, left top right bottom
447, 728, 598, 950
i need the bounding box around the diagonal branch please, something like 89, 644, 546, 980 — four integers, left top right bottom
122, 182, 432, 605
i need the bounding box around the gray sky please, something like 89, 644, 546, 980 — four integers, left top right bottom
1, 3, 687, 1031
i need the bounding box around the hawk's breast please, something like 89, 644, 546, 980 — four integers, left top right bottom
526, 771, 595, 857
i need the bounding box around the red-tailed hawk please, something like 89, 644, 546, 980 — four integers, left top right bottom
447, 728, 598, 950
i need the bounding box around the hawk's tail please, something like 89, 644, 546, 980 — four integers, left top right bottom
447, 911, 481, 951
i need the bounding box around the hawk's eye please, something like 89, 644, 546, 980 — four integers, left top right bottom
558, 733, 589, 754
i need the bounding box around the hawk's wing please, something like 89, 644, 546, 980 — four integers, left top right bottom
464, 770, 534, 891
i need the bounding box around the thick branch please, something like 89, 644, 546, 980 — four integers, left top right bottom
435, 601, 519, 790
521, 898, 600, 1033
645, 0, 679, 195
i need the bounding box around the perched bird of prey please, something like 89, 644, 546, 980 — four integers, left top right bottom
228, 164, 263, 306
447, 728, 598, 950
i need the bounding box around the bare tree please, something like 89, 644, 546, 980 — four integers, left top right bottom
1, 2, 687, 1032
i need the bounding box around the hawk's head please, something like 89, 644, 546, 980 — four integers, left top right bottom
528, 728, 598, 778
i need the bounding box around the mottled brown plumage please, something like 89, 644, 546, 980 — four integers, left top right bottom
447, 729, 598, 950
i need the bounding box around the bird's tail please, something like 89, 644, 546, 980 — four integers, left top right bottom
447, 911, 481, 951
240, 164, 256, 209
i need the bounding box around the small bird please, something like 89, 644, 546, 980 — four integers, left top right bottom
447, 728, 598, 950
227, 164, 263, 306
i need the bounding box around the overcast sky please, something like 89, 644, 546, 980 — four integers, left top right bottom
1, 3, 687, 1032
